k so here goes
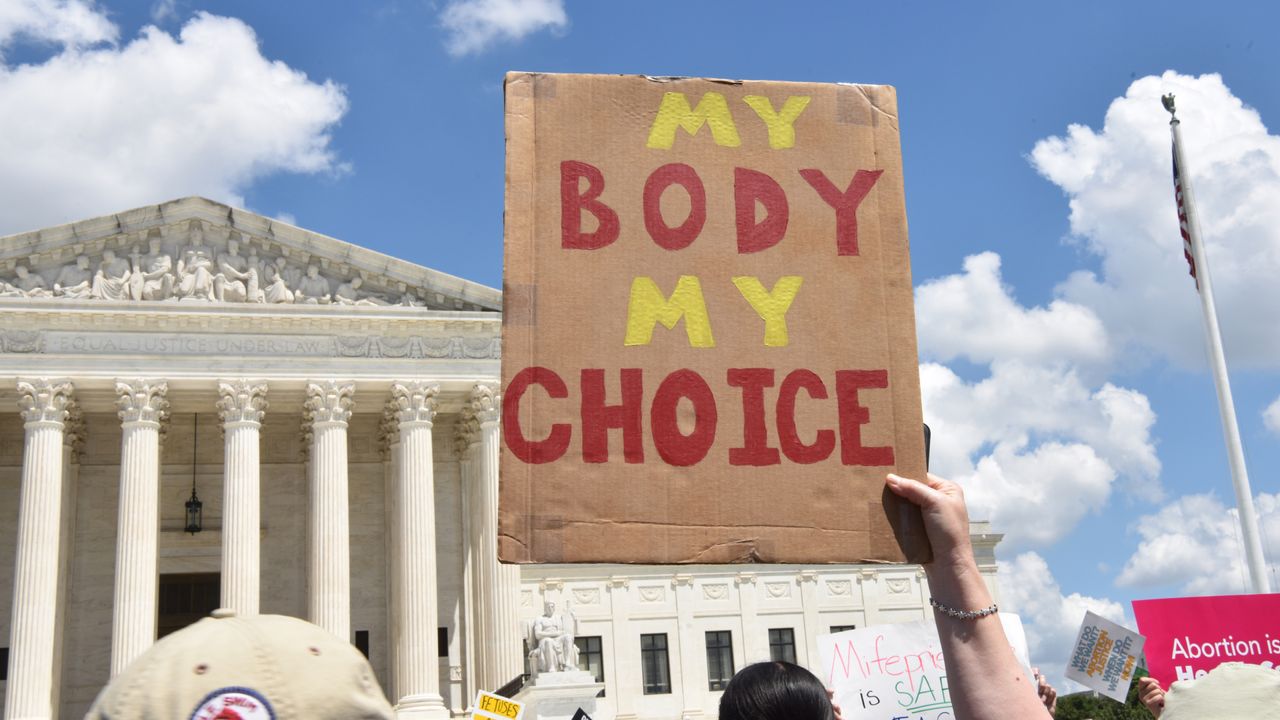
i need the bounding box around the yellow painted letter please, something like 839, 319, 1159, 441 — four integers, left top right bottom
732, 276, 803, 347
743, 95, 811, 149
625, 276, 715, 347
646, 92, 741, 150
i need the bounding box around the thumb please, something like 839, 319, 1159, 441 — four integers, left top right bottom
886, 473, 940, 507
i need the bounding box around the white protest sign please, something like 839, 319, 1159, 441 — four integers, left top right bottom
473, 690, 524, 720
818, 615, 1031, 720
1065, 610, 1144, 702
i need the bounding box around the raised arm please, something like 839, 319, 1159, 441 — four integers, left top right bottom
886, 473, 1051, 720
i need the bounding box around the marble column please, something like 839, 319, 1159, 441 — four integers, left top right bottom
471, 384, 523, 688
454, 405, 480, 703
5, 379, 73, 720
217, 380, 268, 615
391, 381, 450, 719
111, 379, 169, 677
52, 402, 84, 718
379, 400, 402, 703
304, 380, 354, 641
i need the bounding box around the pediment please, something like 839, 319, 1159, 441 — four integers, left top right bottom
0, 197, 500, 311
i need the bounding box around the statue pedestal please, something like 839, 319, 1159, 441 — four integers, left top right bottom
516, 671, 607, 720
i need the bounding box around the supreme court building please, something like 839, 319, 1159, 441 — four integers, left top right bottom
0, 198, 1003, 719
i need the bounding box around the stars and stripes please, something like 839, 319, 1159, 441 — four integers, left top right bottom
1172, 147, 1199, 290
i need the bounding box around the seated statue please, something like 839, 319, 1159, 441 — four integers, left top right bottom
215, 238, 259, 302
530, 601, 579, 676
9, 265, 50, 297
53, 256, 94, 299
294, 264, 331, 304
129, 239, 174, 301
91, 250, 132, 300
261, 257, 294, 304
174, 224, 217, 301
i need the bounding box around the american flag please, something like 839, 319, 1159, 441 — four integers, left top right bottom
1172, 147, 1199, 290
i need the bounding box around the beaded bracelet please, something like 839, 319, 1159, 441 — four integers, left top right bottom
930, 597, 998, 620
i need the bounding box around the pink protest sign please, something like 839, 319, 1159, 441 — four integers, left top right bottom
1132, 593, 1280, 687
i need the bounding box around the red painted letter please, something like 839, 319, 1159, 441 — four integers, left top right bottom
735, 167, 789, 254
651, 369, 718, 466
503, 366, 572, 464
727, 368, 780, 466
562, 160, 620, 250
777, 369, 835, 464
798, 169, 883, 256
643, 163, 706, 250
580, 368, 645, 463
835, 370, 894, 466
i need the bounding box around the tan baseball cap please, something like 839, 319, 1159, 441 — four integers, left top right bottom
1162, 662, 1280, 720
85, 609, 395, 720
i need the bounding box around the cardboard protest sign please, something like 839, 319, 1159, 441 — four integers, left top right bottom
1132, 593, 1280, 688
473, 690, 524, 720
818, 615, 1031, 719
500, 72, 929, 564
1064, 610, 1144, 702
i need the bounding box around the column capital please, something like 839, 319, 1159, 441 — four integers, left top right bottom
17, 378, 74, 427
391, 381, 439, 427
303, 380, 354, 427
217, 379, 268, 427
470, 383, 500, 426
453, 403, 479, 459
115, 379, 168, 427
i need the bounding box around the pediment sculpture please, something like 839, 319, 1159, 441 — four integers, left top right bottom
0, 220, 430, 307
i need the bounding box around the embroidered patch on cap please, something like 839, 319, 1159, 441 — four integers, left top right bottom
189, 687, 276, 720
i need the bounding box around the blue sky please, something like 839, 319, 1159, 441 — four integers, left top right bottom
3, 0, 1279, 688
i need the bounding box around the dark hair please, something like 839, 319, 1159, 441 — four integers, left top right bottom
718, 661, 835, 720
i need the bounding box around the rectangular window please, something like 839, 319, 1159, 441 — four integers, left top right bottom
640, 633, 671, 694
705, 630, 735, 691
830, 624, 857, 634
438, 627, 449, 658
768, 628, 796, 664
576, 635, 605, 685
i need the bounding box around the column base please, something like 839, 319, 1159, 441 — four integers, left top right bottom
395, 693, 451, 720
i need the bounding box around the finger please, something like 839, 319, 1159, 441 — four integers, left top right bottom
886, 473, 943, 506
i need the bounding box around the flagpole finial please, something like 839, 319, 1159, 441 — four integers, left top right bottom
1162, 93, 1178, 123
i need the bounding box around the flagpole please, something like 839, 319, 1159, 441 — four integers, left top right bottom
1163, 94, 1271, 594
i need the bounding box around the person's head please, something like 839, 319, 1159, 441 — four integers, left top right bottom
103, 249, 117, 262
227, 238, 240, 254
150, 237, 161, 253
86, 609, 394, 720
543, 601, 556, 616
307, 264, 319, 277
719, 661, 834, 720
15, 265, 28, 278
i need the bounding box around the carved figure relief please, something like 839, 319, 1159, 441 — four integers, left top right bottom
0, 220, 458, 308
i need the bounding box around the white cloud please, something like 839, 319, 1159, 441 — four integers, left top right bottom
1117, 492, 1280, 594
0, 10, 348, 235
1031, 71, 1280, 370
440, 0, 566, 56
915, 251, 1109, 369
150, 0, 177, 24
920, 356, 1159, 549
0, 0, 116, 51
1264, 395, 1280, 436
999, 552, 1130, 692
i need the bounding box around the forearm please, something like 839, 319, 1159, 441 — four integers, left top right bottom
926, 554, 1049, 720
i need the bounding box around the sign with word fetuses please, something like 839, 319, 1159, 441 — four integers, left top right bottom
500, 73, 928, 564
473, 690, 524, 720
1132, 593, 1280, 688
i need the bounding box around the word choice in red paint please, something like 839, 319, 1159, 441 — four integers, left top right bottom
503, 366, 895, 468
